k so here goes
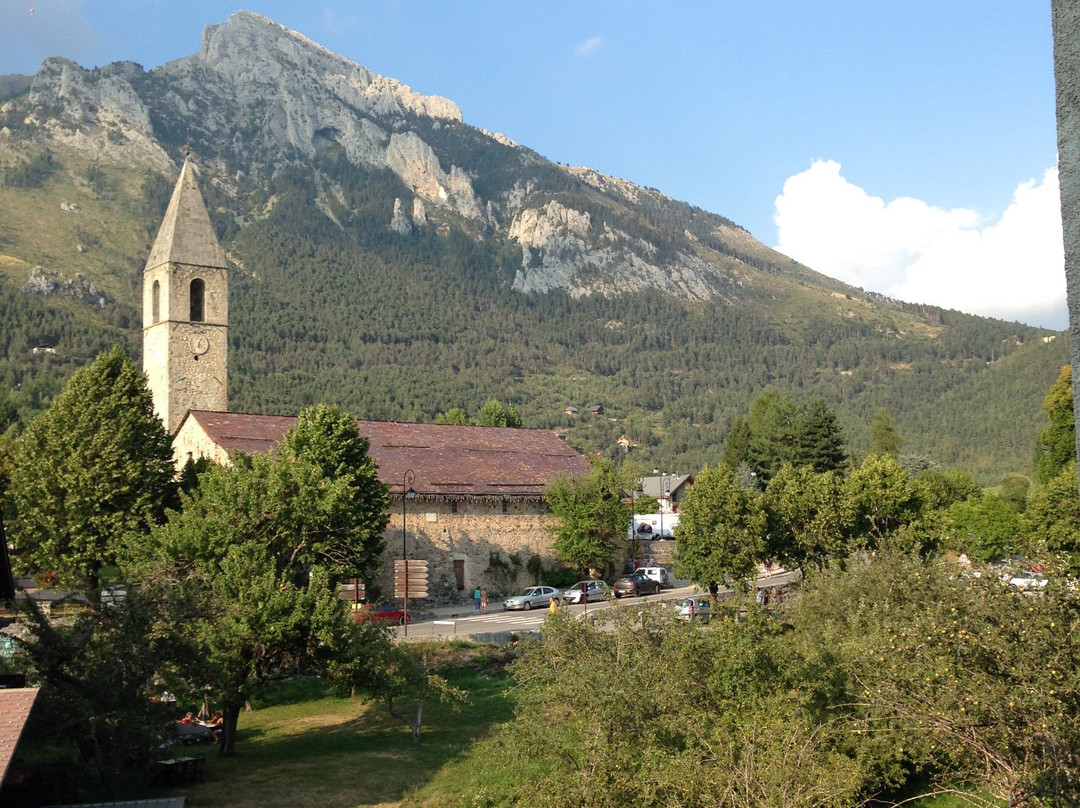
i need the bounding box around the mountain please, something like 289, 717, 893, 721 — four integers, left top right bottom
0, 10, 1066, 483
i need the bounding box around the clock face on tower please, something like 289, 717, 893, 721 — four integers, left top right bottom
189, 334, 210, 356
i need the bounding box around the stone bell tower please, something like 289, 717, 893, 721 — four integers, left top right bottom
142, 159, 229, 435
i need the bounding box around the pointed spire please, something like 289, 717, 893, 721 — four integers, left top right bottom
144, 159, 228, 272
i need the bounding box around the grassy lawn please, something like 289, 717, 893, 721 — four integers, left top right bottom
152, 642, 515, 808
143, 640, 1005, 808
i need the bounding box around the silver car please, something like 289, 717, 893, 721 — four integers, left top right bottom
503, 585, 561, 611
673, 596, 711, 624
562, 579, 611, 604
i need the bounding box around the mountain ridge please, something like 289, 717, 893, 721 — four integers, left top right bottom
0, 10, 1065, 483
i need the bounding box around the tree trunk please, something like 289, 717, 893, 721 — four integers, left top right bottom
218, 702, 241, 757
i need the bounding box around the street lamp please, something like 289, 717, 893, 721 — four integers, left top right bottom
630, 477, 643, 570
402, 469, 416, 635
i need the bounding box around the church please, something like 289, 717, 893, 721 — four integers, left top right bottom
142, 160, 591, 601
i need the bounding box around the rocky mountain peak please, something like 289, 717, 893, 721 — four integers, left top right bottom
180, 11, 462, 124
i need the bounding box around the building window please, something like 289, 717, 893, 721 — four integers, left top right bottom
450, 501, 458, 514
501, 500, 509, 514
190, 278, 205, 322
453, 560, 465, 591
151, 279, 160, 323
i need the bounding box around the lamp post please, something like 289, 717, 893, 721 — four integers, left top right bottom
402, 468, 416, 635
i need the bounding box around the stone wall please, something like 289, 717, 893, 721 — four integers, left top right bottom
376, 498, 557, 604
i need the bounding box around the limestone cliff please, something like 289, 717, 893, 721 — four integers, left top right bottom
0, 9, 837, 305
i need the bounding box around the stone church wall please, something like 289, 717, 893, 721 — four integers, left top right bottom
376, 498, 557, 605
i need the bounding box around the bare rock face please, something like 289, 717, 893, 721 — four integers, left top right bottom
22, 267, 112, 307
386, 131, 484, 221
389, 197, 412, 235
22, 58, 173, 172
5, 9, 772, 304
507, 200, 734, 301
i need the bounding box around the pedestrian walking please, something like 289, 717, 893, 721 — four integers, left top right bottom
473, 586, 481, 612
549, 596, 559, 615
480, 589, 489, 614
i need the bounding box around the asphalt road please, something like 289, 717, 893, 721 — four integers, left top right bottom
396, 569, 802, 640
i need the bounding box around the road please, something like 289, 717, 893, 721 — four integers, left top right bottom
396, 569, 801, 640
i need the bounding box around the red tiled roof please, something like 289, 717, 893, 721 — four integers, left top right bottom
0, 688, 38, 786
183, 411, 591, 498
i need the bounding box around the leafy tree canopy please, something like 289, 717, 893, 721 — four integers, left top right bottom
868, 407, 903, 457
674, 463, 766, 589
545, 458, 630, 574
5, 346, 174, 598
1033, 364, 1075, 484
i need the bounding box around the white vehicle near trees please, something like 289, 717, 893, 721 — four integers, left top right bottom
629, 513, 679, 539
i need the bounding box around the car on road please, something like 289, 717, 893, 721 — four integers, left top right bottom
613, 572, 662, 598
672, 596, 711, 623
637, 566, 674, 589
1003, 570, 1049, 591
503, 585, 562, 611
562, 579, 611, 604
355, 602, 412, 625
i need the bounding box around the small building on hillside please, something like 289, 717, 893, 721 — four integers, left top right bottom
640, 474, 694, 512
144, 159, 590, 601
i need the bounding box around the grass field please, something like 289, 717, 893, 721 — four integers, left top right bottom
144, 640, 1003, 808
150, 642, 513, 808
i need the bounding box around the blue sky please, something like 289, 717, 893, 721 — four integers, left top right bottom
1, 2, 1065, 328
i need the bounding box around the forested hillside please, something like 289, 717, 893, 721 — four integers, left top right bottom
0, 11, 1066, 483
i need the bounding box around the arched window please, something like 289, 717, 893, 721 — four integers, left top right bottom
151, 279, 160, 323
189, 278, 205, 322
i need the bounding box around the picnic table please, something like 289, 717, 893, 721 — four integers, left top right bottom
153, 754, 204, 785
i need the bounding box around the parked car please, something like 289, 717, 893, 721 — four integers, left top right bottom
672, 596, 711, 623
562, 579, 611, 604
503, 585, 561, 611
355, 602, 412, 625
613, 572, 662, 598
637, 566, 674, 589
1003, 570, 1049, 591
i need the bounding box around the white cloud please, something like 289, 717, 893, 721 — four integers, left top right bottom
773, 159, 1066, 329
573, 35, 603, 57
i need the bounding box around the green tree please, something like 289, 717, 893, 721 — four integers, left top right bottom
545, 458, 630, 574
945, 493, 1022, 561
868, 407, 903, 457
1023, 461, 1080, 572
478, 399, 523, 428
5, 346, 175, 599
792, 550, 1080, 806
674, 463, 766, 590
277, 402, 390, 578
13, 586, 189, 801
763, 463, 854, 570
133, 405, 388, 755
795, 398, 848, 473
745, 390, 801, 481
465, 607, 864, 808
996, 473, 1030, 512
1033, 365, 1075, 484
721, 416, 752, 470
844, 453, 922, 545
435, 407, 475, 426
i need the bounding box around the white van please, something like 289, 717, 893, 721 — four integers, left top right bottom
630, 513, 679, 539
637, 566, 673, 589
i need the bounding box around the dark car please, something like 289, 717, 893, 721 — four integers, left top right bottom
355, 602, 411, 626
613, 572, 662, 598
